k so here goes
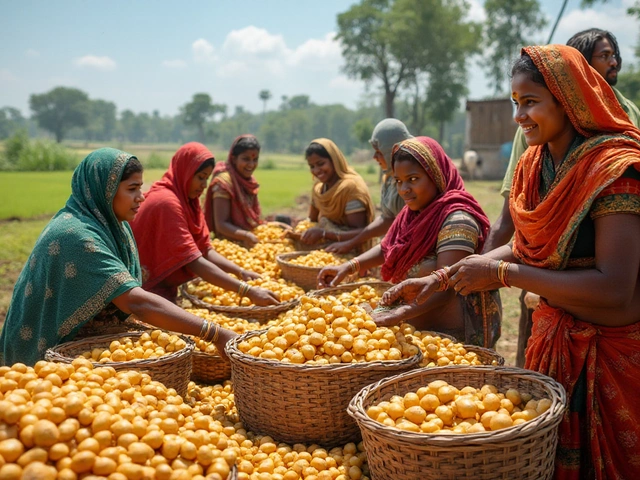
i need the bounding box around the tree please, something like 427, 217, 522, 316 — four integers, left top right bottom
180, 93, 225, 142
337, 0, 412, 118
287, 95, 311, 110
0, 107, 26, 139
29, 87, 89, 142
352, 118, 374, 145
483, 0, 547, 95
85, 99, 117, 141
259, 90, 272, 115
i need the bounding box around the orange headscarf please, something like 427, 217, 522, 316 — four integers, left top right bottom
511, 44, 640, 269
310, 138, 375, 226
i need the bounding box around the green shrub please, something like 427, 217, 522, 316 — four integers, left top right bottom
145, 152, 170, 169
366, 163, 376, 174
17, 140, 79, 171
1, 130, 29, 169
260, 158, 277, 170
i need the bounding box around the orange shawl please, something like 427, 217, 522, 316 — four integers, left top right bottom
310, 138, 375, 226
513, 45, 640, 479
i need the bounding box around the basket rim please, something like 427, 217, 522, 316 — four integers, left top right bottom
308, 281, 394, 298
225, 328, 423, 372
348, 364, 567, 446
275, 251, 351, 271
45, 330, 195, 368
180, 278, 301, 314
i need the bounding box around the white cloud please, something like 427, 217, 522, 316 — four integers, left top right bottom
289, 32, 343, 70
222, 26, 290, 58
192, 39, 217, 63
26, 49, 40, 58
0, 69, 18, 83
74, 55, 117, 71
162, 59, 187, 69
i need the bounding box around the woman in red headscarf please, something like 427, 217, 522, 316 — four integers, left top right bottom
384, 45, 640, 478
131, 142, 279, 306
318, 136, 501, 347
204, 135, 263, 248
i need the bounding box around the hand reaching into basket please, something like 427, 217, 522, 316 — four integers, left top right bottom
300, 227, 325, 245
325, 239, 354, 254
214, 327, 238, 361
240, 269, 261, 281
370, 304, 414, 327
247, 287, 281, 306
241, 231, 260, 249
317, 262, 352, 288
380, 277, 440, 307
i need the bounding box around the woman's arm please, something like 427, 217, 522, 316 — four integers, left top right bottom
326, 216, 394, 253
482, 198, 515, 253
112, 287, 237, 359
308, 205, 319, 222
213, 197, 259, 247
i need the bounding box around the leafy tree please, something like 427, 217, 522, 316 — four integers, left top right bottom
483, 0, 547, 95
352, 118, 374, 145
259, 90, 272, 114
617, 66, 640, 106
85, 99, 117, 141
29, 87, 90, 142
0, 107, 26, 139
180, 93, 225, 142
337, 0, 412, 117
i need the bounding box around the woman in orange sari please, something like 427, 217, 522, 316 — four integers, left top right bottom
382, 45, 640, 479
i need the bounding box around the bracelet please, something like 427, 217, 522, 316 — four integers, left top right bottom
238, 281, 251, 298
199, 320, 209, 338
348, 258, 361, 275
205, 323, 220, 343
203, 320, 214, 341
497, 260, 512, 288
431, 267, 450, 292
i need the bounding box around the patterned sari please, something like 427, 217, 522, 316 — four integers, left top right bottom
0, 149, 141, 366
512, 45, 640, 479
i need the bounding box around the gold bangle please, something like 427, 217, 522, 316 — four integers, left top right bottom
211, 324, 220, 344
199, 320, 209, 338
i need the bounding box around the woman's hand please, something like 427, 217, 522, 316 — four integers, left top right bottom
371, 304, 413, 327
242, 232, 260, 248
214, 327, 238, 361
248, 287, 280, 306
448, 255, 500, 295
301, 227, 325, 245
240, 269, 261, 281
326, 240, 354, 254
317, 263, 352, 288
381, 276, 440, 306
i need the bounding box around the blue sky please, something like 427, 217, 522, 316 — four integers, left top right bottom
1, 0, 638, 117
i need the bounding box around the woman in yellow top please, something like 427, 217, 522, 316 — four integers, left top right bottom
301, 138, 375, 249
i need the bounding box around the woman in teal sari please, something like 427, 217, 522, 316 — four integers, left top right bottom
0, 148, 236, 366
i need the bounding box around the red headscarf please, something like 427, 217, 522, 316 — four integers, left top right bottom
380, 136, 489, 283
131, 142, 214, 291
204, 134, 262, 232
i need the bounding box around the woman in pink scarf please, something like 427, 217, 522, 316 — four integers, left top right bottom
318, 136, 501, 346
204, 135, 263, 248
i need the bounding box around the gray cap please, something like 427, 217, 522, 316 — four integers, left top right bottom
370, 118, 413, 166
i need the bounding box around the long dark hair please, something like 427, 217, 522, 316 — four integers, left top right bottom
567, 28, 622, 72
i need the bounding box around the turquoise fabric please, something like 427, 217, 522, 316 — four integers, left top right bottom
0, 148, 142, 365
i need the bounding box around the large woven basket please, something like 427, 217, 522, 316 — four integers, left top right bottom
45, 331, 195, 397
227, 329, 423, 447
191, 351, 232, 385
348, 365, 566, 479
276, 251, 356, 291
180, 279, 299, 322
308, 281, 393, 301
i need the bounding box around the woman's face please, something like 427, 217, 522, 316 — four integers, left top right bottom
512, 72, 574, 148
113, 172, 145, 222
393, 158, 438, 212
232, 149, 259, 179
307, 153, 338, 185
188, 165, 213, 199
373, 148, 388, 171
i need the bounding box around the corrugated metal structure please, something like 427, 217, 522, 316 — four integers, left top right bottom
464, 98, 518, 179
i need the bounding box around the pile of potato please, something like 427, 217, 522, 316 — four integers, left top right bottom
252, 224, 292, 244
210, 239, 293, 279
286, 251, 348, 269
0, 360, 370, 480
188, 278, 304, 307
80, 330, 187, 363
323, 285, 382, 310
366, 380, 552, 434
292, 220, 316, 235
237, 295, 420, 364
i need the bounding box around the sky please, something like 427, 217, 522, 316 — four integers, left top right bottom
1, 0, 639, 117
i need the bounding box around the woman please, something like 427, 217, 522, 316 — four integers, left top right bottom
384, 45, 640, 478
130, 142, 279, 306
0, 148, 237, 366
318, 137, 500, 347
204, 134, 262, 248
327, 119, 412, 254
301, 138, 375, 249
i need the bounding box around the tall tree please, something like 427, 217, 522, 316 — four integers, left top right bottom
483, 0, 547, 95
180, 93, 225, 143
85, 99, 117, 141
259, 90, 272, 114
0, 107, 26, 139
337, 0, 412, 118
29, 87, 89, 142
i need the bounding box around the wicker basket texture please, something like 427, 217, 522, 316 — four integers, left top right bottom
45, 331, 195, 397
227, 329, 423, 447
180, 279, 299, 322
276, 252, 356, 291
348, 365, 567, 480
191, 351, 231, 384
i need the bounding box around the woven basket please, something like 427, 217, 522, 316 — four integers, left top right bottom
180, 279, 299, 322
74, 315, 152, 339
308, 281, 393, 301
45, 331, 195, 397
348, 365, 566, 480
276, 251, 356, 291
191, 351, 232, 385
227, 329, 423, 447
